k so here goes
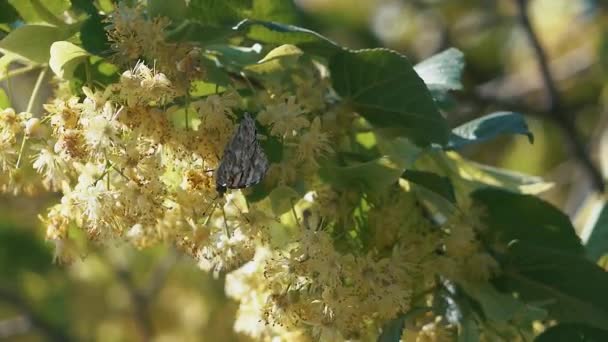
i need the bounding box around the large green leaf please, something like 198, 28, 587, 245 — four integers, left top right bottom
535, 323, 608, 342
498, 242, 608, 330
187, 0, 252, 25
0, 88, 9, 109
447, 112, 534, 150
0, 24, 76, 64
148, 0, 188, 22
80, 13, 111, 56
8, 0, 69, 24
207, 43, 262, 68
320, 154, 412, 193
233, 19, 341, 58
330, 49, 448, 146
166, 20, 238, 45
584, 199, 608, 262
415, 47, 464, 92
252, 0, 298, 24
472, 188, 583, 254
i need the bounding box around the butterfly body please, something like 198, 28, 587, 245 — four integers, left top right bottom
215, 113, 269, 196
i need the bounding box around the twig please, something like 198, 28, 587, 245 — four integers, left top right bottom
113, 248, 179, 342
114, 267, 154, 342
0, 287, 72, 342
515, 0, 604, 192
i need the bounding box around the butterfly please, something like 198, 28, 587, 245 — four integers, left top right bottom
215, 112, 269, 196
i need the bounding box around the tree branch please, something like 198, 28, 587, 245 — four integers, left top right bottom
515, 0, 605, 192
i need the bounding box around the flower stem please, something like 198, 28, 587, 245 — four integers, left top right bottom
16, 67, 47, 169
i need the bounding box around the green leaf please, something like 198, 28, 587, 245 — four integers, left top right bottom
207, 43, 262, 68
498, 242, 608, 330
320, 155, 408, 193
461, 282, 546, 323
329, 49, 448, 146
148, 0, 188, 22
447, 112, 534, 150
472, 188, 584, 254
535, 323, 608, 342
166, 20, 238, 45
584, 200, 608, 262
0, 88, 9, 109
427, 152, 553, 195
244, 44, 303, 75
0, 0, 19, 24
269, 185, 300, 216
0, 24, 76, 64
402, 169, 456, 203
252, 0, 298, 24
70, 0, 97, 15
80, 13, 110, 56
198, 55, 232, 86
187, 0, 252, 25
233, 19, 341, 58
415, 47, 465, 92
49, 41, 88, 79
8, 0, 69, 24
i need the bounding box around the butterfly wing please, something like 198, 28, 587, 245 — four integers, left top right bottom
216, 113, 269, 192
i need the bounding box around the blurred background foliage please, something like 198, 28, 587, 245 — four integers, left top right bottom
1, 0, 608, 340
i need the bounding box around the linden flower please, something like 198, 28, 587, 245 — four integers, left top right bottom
257, 95, 309, 137
0, 131, 16, 172
31, 145, 69, 191
44, 97, 81, 132
292, 117, 332, 167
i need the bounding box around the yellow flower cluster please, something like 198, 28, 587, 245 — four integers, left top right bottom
0, 5, 502, 341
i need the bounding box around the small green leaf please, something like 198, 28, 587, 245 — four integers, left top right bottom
415, 47, 465, 92
0, 88, 10, 108
330, 49, 448, 146
447, 112, 534, 150
535, 323, 608, 342
0, 0, 19, 24
49, 41, 88, 79
402, 170, 456, 203
472, 188, 583, 254
244, 44, 303, 75
584, 200, 608, 262
233, 19, 341, 58
498, 242, 608, 330
269, 185, 300, 216
0, 24, 76, 64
